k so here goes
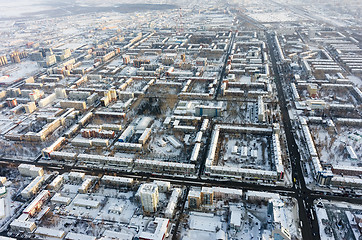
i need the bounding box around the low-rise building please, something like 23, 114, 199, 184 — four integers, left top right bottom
138, 217, 170, 240
23, 190, 50, 216
10, 219, 36, 233
18, 164, 44, 177
21, 176, 44, 199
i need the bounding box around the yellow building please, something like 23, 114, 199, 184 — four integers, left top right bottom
188, 189, 201, 209
307, 84, 318, 97
201, 187, 214, 205
139, 183, 159, 213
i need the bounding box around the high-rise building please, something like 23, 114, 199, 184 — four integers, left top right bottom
139, 183, 159, 213
307, 84, 318, 98
201, 187, 213, 205
0, 55, 8, 66
6, 98, 17, 108
24, 102, 36, 114
10, 52, 21, 63
188, 189, 201, 209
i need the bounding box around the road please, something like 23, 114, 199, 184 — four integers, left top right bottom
1, 156, 362, 238
266, 32, 320, 239
214, 32, 235, 101
1, 159, 362, 206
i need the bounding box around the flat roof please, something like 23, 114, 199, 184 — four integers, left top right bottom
230, 207, 242, 227
35, 227, 65, 238
102, 230, 133, 240
66, 232, 96, 240
139, 217, 169, 240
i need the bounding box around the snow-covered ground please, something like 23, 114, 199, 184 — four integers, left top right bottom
181, 191, 301, 240
315, 200, 362, 240
347, 75, 362, 88
219, 135, 272, 171
0, 0, 53, 18
248, 11, 304, 23
18, 173, 185, 239
309, 125, 361, 168
0, 168, 35, 231
1, 61, 41, 85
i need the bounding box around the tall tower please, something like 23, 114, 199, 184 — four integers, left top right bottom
139, 183, 159, 213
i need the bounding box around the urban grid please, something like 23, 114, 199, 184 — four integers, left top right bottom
0, 0, 361, 239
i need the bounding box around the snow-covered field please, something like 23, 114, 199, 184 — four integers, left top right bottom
0, 0, 178, 19
1, 61, 40, 85
248, 11, 302, 23
0, 0, 53, 18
